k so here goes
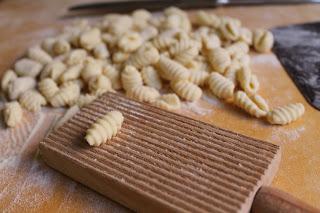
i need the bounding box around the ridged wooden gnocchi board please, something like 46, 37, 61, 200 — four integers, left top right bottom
39, 92, 281, 213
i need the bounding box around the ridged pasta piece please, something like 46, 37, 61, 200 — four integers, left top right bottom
102, 64, 122, 90
170, 38, 200, 64
85, 110, 124, 146
202, 33, 221, 50
118, 32, 143, 52
237, 67, 259, 95
207, 72, 235, 100
108, 15, 133, 35
219, 17, 241, 41
126, 86, 160, 103
170, 80, 202, 101
61, 79, 85, 90
141, 66, 162, 90
93, 43, 110, 59
140, 26, 158, 42
152, 35, 175, 50
193, 10, 220, 28
52, 39, 71, 55
59, 64, 83, 83
121, 65, 143, 91
88, 75, 113, 96
14, 58, 43, 78
251, 94, 269, 112
132, 9, 152, 30
157, 55, 189, 81
239, 27, 253, 45
126, 43, 160, 68
1, 70, 17, 92
266, 103, 305, 125
38, 78, 59, 99
253, 29, 274, 53
112, 51, 130, 64
27, 46, 52, 64
152, 93, 181, 110
41, 37, 56, 55
19, 90, 47, 112
188, 70, 209, 86
225, 41, 249, 58
208, 47, 231, 74
50, 83, 80, 107
81, 58, 103, 82
40, 61, 66, 81
79, 28, 102, 51
235, 54, 251, 68
249, 74, 260, 94
77, 94, 96, 108
7, 77, 36, 100
65, 49, 87, 66
224, 62, 241, 85
3, 101, 23, 128
233, 91, 267, 118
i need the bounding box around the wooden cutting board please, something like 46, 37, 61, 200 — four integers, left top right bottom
1, 1, 320, 212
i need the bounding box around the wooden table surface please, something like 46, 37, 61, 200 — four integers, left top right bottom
1, 0, 320, 212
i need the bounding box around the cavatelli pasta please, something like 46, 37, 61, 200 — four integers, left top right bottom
81, 58, 103, 82
27, 46, 52, 64
38, 78, 59, 99
1, 70, 17, 92
141, 66, 162, 90
239, 27, 253, 45
225, 41, 249, 58
118, 32, 143, 52
40, 61, 66, 81
251, 94, 269, 112
224, 62, 241, 85
170, 38, 200, 64
85, 110, 124, 146
88, 75, 113, 96
112, 51, 130, 64
253, 29, 274, 53
3, 101, 23, 128
219, 17, 241, 41
50, 83, 80, 107
126, 86, 160, 103
237, 66, 258, 95
19, 90, 47, 112
152, 35, 175, 50
126, 43, 160, 68
233, 91, 267, 118
188, 70, 209, 86
92, 43, 110, 59
193, 10, 220, 28
14, 58, 43, 78
157, 55, 189, 81
121, 65, 143, 91
77, 94, 96, 108
208, 47, 231, 74
207, 72, 235, 100
102, 64, 122, 90
152, 93, 181, 110
52, 39, 71, 55
267, 103, 304, 125
79, 28, 102, 51
59, 64, 83, 83
7, 77, 36, 100
65, 49, 87, 66
170, 80, 202, 101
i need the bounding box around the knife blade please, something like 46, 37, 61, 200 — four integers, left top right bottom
69, 0, 320, 12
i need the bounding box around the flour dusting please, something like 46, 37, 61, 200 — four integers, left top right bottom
251, 54, 280, 67
269, 126, 305, 144
181, 101, 212, 116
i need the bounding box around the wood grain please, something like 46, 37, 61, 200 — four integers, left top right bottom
1, 0, 320, 212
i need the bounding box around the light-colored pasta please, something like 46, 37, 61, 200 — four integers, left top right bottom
225, 41, 249, 58
118, 32, 143, 52
239, 27, 253, 45
253, 29, 274, 53
101, 33, 119, 49
85, 110, 124, 146
41, 37, 56, 55
59, 64, 83, 83
132, 9, 151, 30
54, 105, 80, 130
112, 51, 130, 64
81, 58, 103, 82
109, 15, 133, 35
79, 28, 102, 51
188, 70, 209, 86
251, 94, 269, 112
235, 54, 250, 68
170, 80, 202, 101
219, 17, 241, 41
157, 55, 189, 81
121, 65, 143, 91
88, 75, 113, 96
61, 79, 84, 90
170, 38, 200, 64
140, 26, 158, 41
77, 94, 96, 108
65, 49, 87, 66
19, 90, 47, 112
208, 47, 231, 74
233, 91, 267, 118
38, 78, 59, 99
27, 46, 53, 64
14, 58, 43, 78
249, 74, 260, 94
237, 66, 258, 95
126, 43, 160, 68
152, 93, 181, 110
202, 33, 221, 50
207, 72, 235, 100
126, 86, 160, 103
7, 77, 36, 100
3, 101, 23, 128
193, 10, 220, 28
224, 61, 241, 85
40, 61, 66, 81
52, 39, 71, 55
152, 35, 175, 50
50, 83, 80, 107
92, 43, 110, 59
102, 64, 122, 90
1, 70, 17, 92
141, 66, 162, 90
266, 103, 305, 125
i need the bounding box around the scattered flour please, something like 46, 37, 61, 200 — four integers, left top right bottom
201, 91, 224, 108
181, 101, 212, 116
251, 54, 280, 67
269, 126, 306, 144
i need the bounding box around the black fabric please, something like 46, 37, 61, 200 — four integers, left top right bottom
272, 22, 320, 110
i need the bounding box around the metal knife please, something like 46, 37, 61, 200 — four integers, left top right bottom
69, 0, 320, 12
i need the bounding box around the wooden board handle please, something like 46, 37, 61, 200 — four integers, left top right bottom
251, 186, 320, 213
